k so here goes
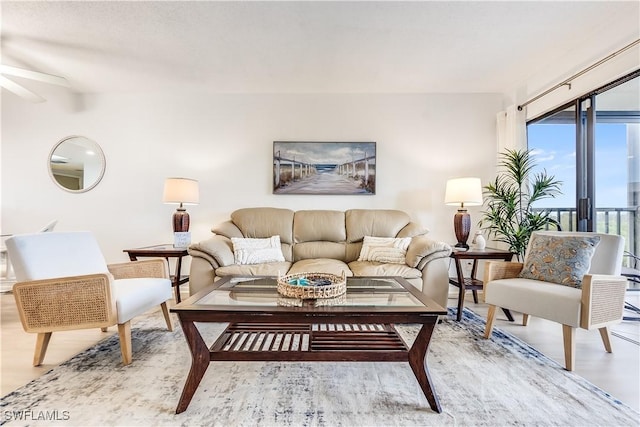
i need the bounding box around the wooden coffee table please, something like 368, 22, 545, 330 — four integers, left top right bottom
170, 276, 447, 414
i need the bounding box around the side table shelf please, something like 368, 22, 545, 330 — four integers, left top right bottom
123, 244, 190, 303
449, 248, 514, 321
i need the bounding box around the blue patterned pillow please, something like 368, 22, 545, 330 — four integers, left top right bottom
519, 234, 601, 288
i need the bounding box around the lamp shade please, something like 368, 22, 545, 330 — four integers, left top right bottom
444, 177, 483, 207
162, 178, 199, 205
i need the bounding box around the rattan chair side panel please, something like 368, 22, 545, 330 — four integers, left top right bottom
13, 274, 114, 333
483, 261, 524, 284
108, 259, 169, 279
580, 274, 627, 330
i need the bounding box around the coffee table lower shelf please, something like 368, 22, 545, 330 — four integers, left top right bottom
211, 322, 409, 360
175, 320, 441, 414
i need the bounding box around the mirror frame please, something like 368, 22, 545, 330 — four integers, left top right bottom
48, 135, 106, 193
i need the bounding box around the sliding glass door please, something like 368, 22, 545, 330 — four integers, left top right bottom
527, 104, 578, 231
593, 79, 640, 254
527, 71, 640, 253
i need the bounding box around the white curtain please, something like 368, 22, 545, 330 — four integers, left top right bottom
490, 105, 528, 252
496, 105, 527, 154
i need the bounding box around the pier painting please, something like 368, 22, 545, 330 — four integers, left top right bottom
273, 141, 376, 195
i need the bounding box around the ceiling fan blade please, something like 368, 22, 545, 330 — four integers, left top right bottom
0, 75, 46, 103
0, 64, 70, 87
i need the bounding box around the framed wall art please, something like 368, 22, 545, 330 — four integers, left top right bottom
273, 141, 376, 195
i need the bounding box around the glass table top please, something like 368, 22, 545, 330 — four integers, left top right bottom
186, 276, 437, 310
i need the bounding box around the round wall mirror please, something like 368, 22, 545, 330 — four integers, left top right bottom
48, 136, 106, 193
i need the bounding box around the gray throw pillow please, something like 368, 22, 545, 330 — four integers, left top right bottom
519, 234, 601, 288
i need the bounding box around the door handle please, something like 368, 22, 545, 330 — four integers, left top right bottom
578, 198, 591, 221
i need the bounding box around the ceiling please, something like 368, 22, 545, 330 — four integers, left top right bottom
1, 1, 639, 97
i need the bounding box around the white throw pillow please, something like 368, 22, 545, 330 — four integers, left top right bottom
231, 236, 285, 265
357, 236, 412, 264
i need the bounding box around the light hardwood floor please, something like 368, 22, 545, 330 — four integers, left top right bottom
461, 290, 640, 412
1, 288, 639, 412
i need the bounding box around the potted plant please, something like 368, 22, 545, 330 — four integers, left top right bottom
479, 148, 562, 260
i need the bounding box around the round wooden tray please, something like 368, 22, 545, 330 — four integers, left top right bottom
277, 271, 347, 299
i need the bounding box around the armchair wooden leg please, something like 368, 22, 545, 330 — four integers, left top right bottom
484, 305, 497, 339
161, 302, 173, 332
33, 332, 52, 366
522, 314, 529, 326
562, 324, 575, 371
599, 327, 612, 353
118, 321, 132, 366
101, 327, 108, 332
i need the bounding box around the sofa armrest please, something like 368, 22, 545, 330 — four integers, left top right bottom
212, 220, 244, 238
406, 236, 452, 269
108, 259, 169, 280
483, 261, 524, 283
189, 235, 234, 267
580, 274, 627, 330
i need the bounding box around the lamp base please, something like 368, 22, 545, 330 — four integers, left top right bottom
453, 209, 471, 250
172, 208, 190, 233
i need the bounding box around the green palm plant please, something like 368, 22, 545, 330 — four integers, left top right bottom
479, 148, 562, 260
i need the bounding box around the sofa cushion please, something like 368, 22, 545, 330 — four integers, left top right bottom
485, 277, 581, 327
112, 277, 172, 323
231, 208, 294, 244
215, 261, 292, 278
397, 222, 430, 238
288, 259, 353, 277
211, 220, 244, 238
348, 261, 422, 279
519, 234, 600, 288
293, 242, 347, 262
358, 236, 411, 264
345, 209, 411, 243
294, 210, 346, 243
231, 236, 285, 265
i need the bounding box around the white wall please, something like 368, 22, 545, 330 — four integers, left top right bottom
511, 17, 639, 121
1, 92, 502, 263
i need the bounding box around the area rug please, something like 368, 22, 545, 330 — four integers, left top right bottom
1, 308, 638, 426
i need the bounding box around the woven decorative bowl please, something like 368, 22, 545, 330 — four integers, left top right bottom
277, 294, 347, 307
277, 271, 347, 299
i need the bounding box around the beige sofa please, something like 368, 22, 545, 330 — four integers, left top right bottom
188, 208, 452, 308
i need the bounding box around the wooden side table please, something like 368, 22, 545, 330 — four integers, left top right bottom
449, 248, 514, 321
123, 244, 190, 303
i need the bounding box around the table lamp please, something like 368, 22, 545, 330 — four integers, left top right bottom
444, 177, 483, 249
162, 177, 199, 232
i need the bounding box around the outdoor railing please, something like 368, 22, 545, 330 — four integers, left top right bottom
533, 206, 639, 260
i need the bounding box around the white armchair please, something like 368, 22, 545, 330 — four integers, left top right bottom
6, 231, 173, 366
483, 231, 627, 371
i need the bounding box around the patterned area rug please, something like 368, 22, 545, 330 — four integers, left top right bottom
1, 308, 638, 426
